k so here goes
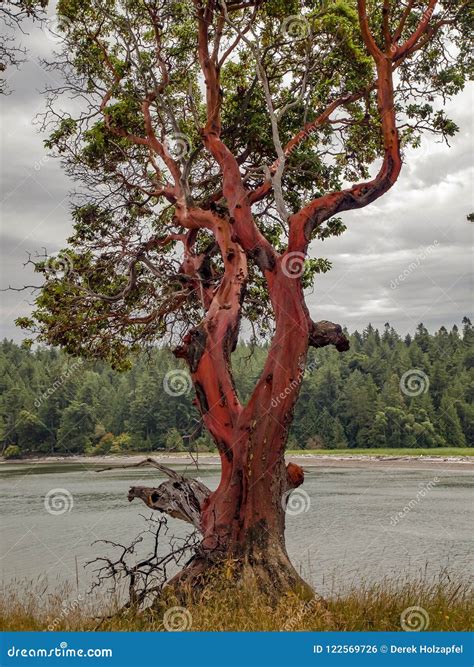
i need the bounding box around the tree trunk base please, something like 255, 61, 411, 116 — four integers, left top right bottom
148, 545, 334, 630
163, 543, 317, 606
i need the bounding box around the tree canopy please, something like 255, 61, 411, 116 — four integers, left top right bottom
16, 0, 472, 366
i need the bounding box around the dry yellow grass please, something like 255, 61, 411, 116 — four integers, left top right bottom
1, 573, 472, 632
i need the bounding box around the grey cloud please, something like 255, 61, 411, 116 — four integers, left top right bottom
308, 238, 472, 334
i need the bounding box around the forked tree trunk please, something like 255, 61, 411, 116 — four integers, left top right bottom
128, 259, 347, 598
194, 271, 311, 593
122, 0, 404, 603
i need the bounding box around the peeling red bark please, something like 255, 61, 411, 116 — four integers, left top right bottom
173, 248, 320, 590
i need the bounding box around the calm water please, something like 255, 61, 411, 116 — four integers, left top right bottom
0, 462, 472, 595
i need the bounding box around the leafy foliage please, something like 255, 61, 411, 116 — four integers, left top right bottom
17, 0, 471, 364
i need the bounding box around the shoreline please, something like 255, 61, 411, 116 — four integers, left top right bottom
1, 452, 473, 471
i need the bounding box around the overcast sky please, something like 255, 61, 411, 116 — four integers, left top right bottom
1, 15, 472, 342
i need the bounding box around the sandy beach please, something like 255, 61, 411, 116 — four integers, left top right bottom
1, 452, 472, 471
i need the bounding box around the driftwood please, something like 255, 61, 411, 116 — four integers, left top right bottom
98, 456, 305, 532
98, 457, 211, 530
95, 457, 310, 604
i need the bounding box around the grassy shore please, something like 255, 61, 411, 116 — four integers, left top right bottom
1, 575, 472, 632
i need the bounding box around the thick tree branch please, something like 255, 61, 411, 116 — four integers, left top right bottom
393, 0, 415, 43
249, 1, 442, 219
287, 2, 403, 252
193, 0, 277, 274
395, 0, 437, 59
173, 207, 246, 456
358, 0, 384, 58
309, 320, 350, 352
248, 92, 361, 206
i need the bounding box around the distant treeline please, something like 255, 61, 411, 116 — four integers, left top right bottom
1, 319, 473, 457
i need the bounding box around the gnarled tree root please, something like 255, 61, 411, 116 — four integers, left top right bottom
160, 550, 324, 602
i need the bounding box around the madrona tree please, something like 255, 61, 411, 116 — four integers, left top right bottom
19, 0, 471, 595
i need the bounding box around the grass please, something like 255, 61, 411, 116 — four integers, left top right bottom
1, 574, 472, 632
286, 447, 474, 457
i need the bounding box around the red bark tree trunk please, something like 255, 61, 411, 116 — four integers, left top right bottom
174, 257, 316, 594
